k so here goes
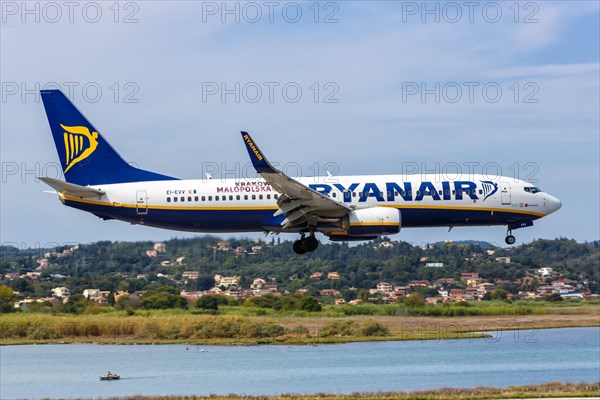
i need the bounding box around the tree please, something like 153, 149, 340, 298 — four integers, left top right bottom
403, 292, 425, 307
298, 296, 322, 312
0, 286, 15, 313
544, 292, 563, 302
197, 275, 216, 291
491, 288, 509, 300
195, 295, 218, 311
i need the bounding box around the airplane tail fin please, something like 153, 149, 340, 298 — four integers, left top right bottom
40, 89, 178, 186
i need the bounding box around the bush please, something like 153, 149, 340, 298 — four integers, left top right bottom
360, 321, 389, 337
320, 320, 358, 337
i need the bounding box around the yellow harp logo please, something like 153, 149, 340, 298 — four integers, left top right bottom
61, 124, 99, 173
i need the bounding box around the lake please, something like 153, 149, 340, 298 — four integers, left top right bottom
1, 327, 598, 399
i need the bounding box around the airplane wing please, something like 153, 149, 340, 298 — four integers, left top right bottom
241, 131, 351, 230
39, 177, 105, 198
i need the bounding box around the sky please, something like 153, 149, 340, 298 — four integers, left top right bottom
1, 1, 599, 250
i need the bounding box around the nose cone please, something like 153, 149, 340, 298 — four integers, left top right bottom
547, 195, 562, 214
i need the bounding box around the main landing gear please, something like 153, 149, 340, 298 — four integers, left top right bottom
293, 234, 319, 254
505, 228, 516, 245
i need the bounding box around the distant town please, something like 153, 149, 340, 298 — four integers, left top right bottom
1, 237, 598, 312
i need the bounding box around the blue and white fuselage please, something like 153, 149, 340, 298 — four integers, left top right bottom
39, 90, 561, 253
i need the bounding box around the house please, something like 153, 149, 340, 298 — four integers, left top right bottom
376, 282, 392, 293
251, 246, 262, 253
214, 275, 240, 287
146, 250, 158, 258
36, 259, 49, 270
486, 249, 496, 256
319, 289, 341, 296
408, 280, 431, 288
460, 272, 479, 281
425, 262, 444, 268
495, 256, 511, 264
176, 256, 186, 265
83, 288, 100, 299
477, 282, 495, 295
335, 298, 346, 305
538, 267, 553, 277
217, 241, 231, 251
114, 291, 129, 301
436, 278, 456, 286
327, 272, 340, 280
235, 246, 246, 255
136, 274, 147, 279
309, 272, 323, 279
264, 284, 279, 293
183, 271, 199, 280
251, 278, 266, 291
161, 261, 172, 267
153, 242, 166, 252
25, 272, 41, 280
52, 287, 70, 298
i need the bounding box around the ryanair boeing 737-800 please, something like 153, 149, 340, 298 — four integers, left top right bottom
39, 90, 561, 254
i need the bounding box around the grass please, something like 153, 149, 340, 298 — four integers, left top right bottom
1, 302, 598, 345
103, 381, 600, 400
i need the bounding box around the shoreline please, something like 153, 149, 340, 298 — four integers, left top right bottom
102, 382, 600, 400
1, 312, 598, 346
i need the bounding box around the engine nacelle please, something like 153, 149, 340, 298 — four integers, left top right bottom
345, 207, 401, 236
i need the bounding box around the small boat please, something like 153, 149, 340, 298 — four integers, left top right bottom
100, 373, 120, 381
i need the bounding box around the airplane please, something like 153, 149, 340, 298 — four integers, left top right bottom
39, 89, 562, 254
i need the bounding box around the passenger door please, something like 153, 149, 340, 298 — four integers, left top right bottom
500, 182, 511, 205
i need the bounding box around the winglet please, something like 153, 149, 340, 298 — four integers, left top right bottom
241, 131, 277, 174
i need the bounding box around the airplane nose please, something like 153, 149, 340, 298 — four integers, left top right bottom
547, 195, 562, 214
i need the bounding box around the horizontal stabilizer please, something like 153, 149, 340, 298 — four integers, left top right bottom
39, 177, 105, 198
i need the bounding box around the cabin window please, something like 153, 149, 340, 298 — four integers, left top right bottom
266, 194, 271, 199
359, 192, 363, 197
167, 197, 171, 203
208, 196, 212, 201
252, 195, 256, 200
445, 190, 450, 195
479, 190, 483, 195
244, 195, 248, 200
259, 194, 263, 200
173, 197, 178, 202
188, 196, 192, 202
332, 193, 336, 198
194, 196, 199, 201
236, 195, 241, 200
201, 196, 206, 201
452, 190, 456, 195
438, 190, 443, 195
352, 192, 357, 197
416, 191, 421, 196
180, 196, 185, 202
229, 195, 233, 200
274, 194, 279, 199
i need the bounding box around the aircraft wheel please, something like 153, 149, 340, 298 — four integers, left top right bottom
505, 235, 516, 245
304, 236, 319, 252
293, 240, 307, 254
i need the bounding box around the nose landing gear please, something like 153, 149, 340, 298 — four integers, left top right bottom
293, 233, 319, 254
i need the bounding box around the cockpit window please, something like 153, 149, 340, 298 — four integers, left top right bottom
524, 187, 542, 194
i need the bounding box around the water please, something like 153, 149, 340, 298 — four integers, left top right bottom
1, 327, 598, 399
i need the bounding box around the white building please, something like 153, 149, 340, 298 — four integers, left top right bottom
52, 287, 70, 298
538, 267, 554, 277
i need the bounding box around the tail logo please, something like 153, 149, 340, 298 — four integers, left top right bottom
480, 180, 498, 201
61, 124, 99, 173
